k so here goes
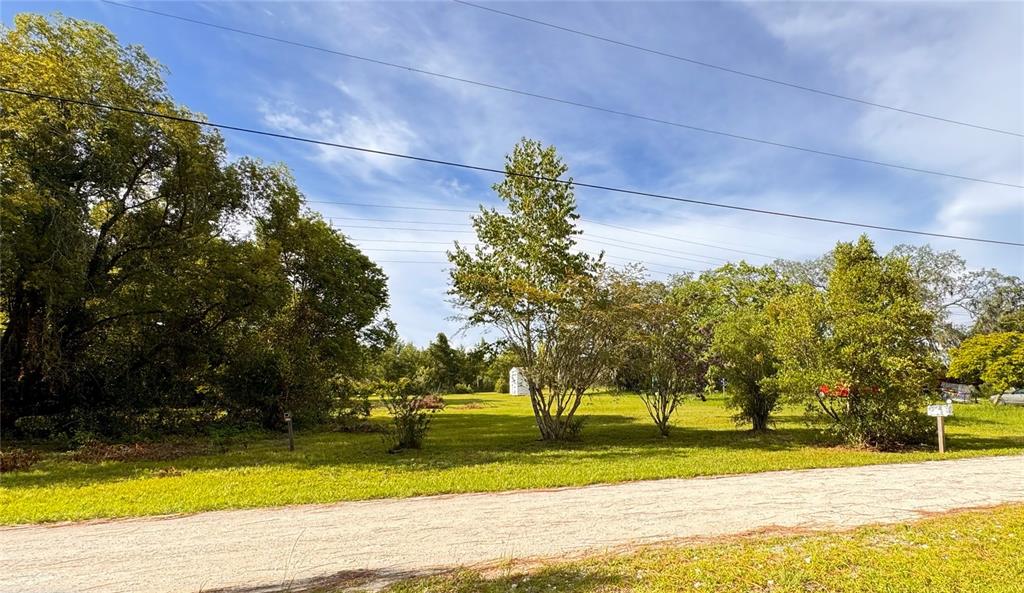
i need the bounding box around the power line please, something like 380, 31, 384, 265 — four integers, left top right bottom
330, 214, 730, 262
5, 87, 1021, 247
375, 260, 450, 264
453, 0, 1024, 139
584, 233, 729, 262
310, 200, 477, 213
327, 216, 469, 226
361, 246, 694, 276
376, 259, 677, 277
350, 230, 718, 267
333, 224, 475, 234
311, 200, 781, 258
349, 238, 461, 244
100, 1, 1023, 187
583, 219, 779, 258
583, 237, 724, 265
598, 253, 699, 274
360, 248, 456, 252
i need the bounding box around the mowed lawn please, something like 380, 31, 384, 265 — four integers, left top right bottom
2, 393, 1022, 524
373, 504, 1024, 593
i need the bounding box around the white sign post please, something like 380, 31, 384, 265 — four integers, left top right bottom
927, 400, 953, 453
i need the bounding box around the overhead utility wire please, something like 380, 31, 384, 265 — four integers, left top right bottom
309, 200, 781, 258
101, 1, 1022, 188
327, 216, 469, 226
360, 247, 691, 276
585, 237, 723, 264
375, 260, 449, 264
5, 87, 1020, 247
329, 214, 730, 262
372, 259, 679, 277
348, 238, 461, 244
332, 224, 474, 234
583, 219, 780, 258
348, 230, 720, 266
351, 238, 717, 269
453, 0, 1023, 138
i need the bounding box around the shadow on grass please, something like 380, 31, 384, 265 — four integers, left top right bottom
198, 564, 623, 593
940, 434, 1024, 451
6, 399, 1023, 491
1, 411, 827, 490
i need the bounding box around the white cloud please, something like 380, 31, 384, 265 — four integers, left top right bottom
207, 0, 1023, 341
259, 98, 420, 179
748, 1, 1023, 262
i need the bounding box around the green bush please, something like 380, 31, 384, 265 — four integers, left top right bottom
376, 379, 443, 452
773, 237, 940, 449
12, 415, 58, 439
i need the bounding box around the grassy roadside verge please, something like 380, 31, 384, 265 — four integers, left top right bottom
2, 393, 1022, 524
371, 505, 1024, 593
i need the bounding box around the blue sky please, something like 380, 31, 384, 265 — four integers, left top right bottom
5, 1, 1022, 345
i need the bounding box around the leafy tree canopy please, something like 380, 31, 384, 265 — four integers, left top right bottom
1, 14, 388, 435
772, 237, 940, 449
448, 138, 628, 440
948, 332, 1024, 392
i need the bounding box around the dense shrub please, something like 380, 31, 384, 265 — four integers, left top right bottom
704, 265, 790, 432
773, 237, 939, 449
12, 415, 58, 439
377, 379, 443, 452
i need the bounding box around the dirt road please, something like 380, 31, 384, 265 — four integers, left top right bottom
2, 455, 1022, 592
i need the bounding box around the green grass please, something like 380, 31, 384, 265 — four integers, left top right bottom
1, 393, 1022, 524
372, 504, 1024, 593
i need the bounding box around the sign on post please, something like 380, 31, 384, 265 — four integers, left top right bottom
927, 400, 953, 453
283, 411, 294, 452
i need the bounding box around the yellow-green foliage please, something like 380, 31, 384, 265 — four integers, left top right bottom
950, 332, 1024, 392
2, 393, 1022, 524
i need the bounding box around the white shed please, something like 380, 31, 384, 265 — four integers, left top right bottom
509, 367, 530, 396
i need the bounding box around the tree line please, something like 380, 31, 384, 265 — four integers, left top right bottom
3, 14, 1021, 449
371, 334, 518, 395
448, 139, 1024, 449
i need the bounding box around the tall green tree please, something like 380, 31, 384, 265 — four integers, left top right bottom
448, 139, 624, 440
424, 332, 461, 392
775, 245, 1023, 350
968, 277, 1024, 334
1, 14, 387, 434
772, 237, 939, 449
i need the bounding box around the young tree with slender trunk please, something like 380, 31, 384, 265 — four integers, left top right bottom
448, 139, 624, 440
616, 279, 704, 436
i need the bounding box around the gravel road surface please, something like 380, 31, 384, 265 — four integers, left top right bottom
2, 455, 1022, 593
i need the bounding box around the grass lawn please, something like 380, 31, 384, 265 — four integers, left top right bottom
370, 504, 1024, 593
1, 392, 1022, 524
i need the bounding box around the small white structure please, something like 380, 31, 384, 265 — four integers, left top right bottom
509, 367, 530, 396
